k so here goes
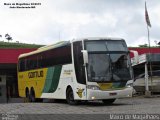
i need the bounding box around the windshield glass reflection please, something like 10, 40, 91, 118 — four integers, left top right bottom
85, 40, 132, 82
87, 53, 131, 82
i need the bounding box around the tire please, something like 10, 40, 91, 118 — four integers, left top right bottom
66, 88, 78, 105
30, 89, 36, 102
25, 89, 30, 102
102, 99, 116, 105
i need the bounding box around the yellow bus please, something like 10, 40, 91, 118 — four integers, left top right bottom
18, 37, 133, 105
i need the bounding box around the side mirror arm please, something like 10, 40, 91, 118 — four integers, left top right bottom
81, 50, 88, 66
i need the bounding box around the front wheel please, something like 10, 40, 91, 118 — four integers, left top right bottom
102, 99, 116, 105
66, 88, 78, 105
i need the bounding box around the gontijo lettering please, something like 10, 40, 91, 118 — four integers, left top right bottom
28, 71, 43, 78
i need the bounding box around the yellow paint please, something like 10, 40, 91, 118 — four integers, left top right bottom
97, 83, 113, 90
76, 88, 84, 98
18, 68, 48, 98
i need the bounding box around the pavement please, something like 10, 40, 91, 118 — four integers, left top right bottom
0, 96, 160, 120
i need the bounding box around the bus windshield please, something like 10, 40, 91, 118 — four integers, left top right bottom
85, 40, 132, 82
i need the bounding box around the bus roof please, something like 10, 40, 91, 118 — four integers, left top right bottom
71, 37, 124, 42
19, 37, 125, 59
19, 41, 70, 58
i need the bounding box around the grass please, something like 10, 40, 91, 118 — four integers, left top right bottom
0, 41, 44, 48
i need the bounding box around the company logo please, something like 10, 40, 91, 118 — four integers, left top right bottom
28, 70, 43, 78
76, 88, 84, 98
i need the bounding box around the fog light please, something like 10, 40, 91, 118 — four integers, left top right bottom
91, 96, 95, 100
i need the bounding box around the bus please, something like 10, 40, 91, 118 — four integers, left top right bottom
18, 37, 133, 105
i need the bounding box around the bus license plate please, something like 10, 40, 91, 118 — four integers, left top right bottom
109, 92, 117, 96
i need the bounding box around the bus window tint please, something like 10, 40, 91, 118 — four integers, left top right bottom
73, 41, 86, 84
106, 41, 127, 51
86, 42, 107, 51
40, 45, 72, 67
18, 44, 72, 71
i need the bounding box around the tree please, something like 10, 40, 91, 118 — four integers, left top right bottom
5, 34, 13, 42
138, 44, 148, 47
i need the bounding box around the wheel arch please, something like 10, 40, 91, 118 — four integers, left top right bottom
66, 85, 72, 94
25, 87, 29, 97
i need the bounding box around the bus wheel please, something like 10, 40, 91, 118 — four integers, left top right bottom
25, 88, 30, 102
30, 88, 36, 102
102, 99, 116, 105
66, 88, 78, 105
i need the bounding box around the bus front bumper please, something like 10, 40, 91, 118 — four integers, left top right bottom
87, 87, 133, 100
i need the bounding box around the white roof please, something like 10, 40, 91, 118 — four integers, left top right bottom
19, 41, 69, 58
71, 37, 124, 42
19, 37, 125, 59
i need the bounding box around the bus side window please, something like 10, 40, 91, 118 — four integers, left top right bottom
73, 41, 86, 84
37, 55, 42, 68
19, 59, 25, 72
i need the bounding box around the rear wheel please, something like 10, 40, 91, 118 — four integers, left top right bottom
66, 88, 78, 105
102, 99, 116, 105
25, 89, 30, 102
30, 88, 36, 102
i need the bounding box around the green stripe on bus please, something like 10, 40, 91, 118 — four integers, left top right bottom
43, 66, 62, 93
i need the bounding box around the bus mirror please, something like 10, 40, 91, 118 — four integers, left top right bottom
81, 50, 88, 65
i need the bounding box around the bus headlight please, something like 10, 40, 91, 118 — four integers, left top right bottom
87, 85, 100, 90
126, 83, 133, 88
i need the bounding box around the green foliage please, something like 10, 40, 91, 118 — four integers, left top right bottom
138, 44, 148, 47
0, 42, 44, 48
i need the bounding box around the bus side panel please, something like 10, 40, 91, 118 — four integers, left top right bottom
59, 64, 87, 100
42, 66, 62, 93
41, 64, 87, 100
18, 73, 25, 97
18, 63, 87, 100
41, 64, 73, 99
18, 68, 48, 98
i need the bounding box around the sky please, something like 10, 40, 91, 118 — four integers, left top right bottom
0, 0, 160, 47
